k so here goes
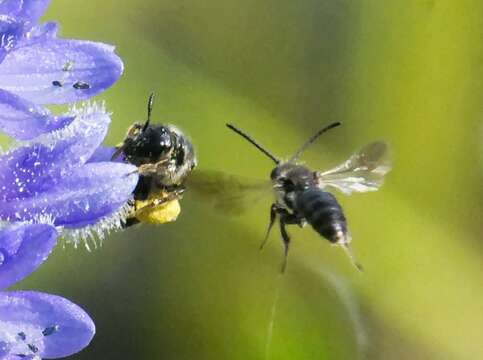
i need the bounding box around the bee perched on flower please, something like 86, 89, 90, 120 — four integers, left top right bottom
0, 0, 133, 358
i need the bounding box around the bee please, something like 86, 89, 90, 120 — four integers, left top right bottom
112, 93, 197, 227
225, 123, 391, 272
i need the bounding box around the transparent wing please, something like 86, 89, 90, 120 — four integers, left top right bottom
317, 141, 391, 195
186, 170, 272, 216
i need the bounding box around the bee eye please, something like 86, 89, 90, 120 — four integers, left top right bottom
280, 177, 295, 191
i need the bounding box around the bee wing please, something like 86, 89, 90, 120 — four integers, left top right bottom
186, 170, 272, 215
317, 141, 391, 195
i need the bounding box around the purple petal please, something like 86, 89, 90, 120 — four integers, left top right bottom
0, 162, 138, 227
0, 15, 24, 62
0, 290, 95, 358
0, 0, 50, 25
0, 223, 57, 290
17, 22, 58, 48
86, 146, 125, 163
0, 105, 110, 201
0, 89, 74, 140
0, 0, 20, 15
0, 39, 123, 105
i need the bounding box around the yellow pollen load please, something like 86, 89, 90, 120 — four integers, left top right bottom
134, 198, 181, 224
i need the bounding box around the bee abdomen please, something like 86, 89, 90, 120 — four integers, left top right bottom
295, 188, 348, 244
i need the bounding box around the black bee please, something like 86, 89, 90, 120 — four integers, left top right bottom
113, 93, 197, 226
226, 123, 391, 272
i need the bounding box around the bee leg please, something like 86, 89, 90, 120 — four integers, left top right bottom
279, 219, 291, 273
122, 217, 140, 228
260, 203, 278, 250
137, 163, 161, 176
277, 210, 302, 273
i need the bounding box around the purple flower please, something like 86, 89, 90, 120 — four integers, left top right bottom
0, 2, 134, 358
0, 224, 96, 359
0, 0, 123, 140
0, 102, 139, 245
0, 103, 138, 358
0, 97, 139, 360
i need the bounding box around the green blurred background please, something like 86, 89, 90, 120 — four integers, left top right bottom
10, 0, 483, 359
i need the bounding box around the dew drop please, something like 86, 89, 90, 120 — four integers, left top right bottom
62, 60, 74, 72
52, 80, 63, 87
17, 332, 26, 341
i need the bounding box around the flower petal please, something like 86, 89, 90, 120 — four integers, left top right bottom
0, 89, 74, 140
0, 0, 50, 25
17, 21, 58, 48
0, 162, 138, 227
0, 290, 95, 358
86, 146, 125, 163
0, 223, 57, 290
0, 104, 110, 201
0, 15, 25, 62
0, 39, 123, 105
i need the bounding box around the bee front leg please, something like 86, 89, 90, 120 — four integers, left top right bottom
137, 163, 161, 176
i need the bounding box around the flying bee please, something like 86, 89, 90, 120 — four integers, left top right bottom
112, 93, 197, 227
225, 122, 391, 272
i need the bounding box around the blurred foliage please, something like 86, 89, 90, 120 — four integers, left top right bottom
7, 0, 483, 359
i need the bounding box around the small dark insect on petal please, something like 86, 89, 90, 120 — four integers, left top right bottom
27, 344, 39, 353
42, 324, 60, 336
73, 81, 91, 90
52, 80, 63, 87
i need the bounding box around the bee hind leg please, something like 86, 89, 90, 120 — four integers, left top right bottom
260, 203, 278, 250
279, 220, 291, 273
278, 210, 300, 273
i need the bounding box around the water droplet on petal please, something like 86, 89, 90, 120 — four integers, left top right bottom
62, 60, 74, 71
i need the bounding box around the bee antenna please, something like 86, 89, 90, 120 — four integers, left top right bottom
289, 122, 341, 162
226, 123, 280, 164
142, 92, 155, 132
341, 243, 364, 272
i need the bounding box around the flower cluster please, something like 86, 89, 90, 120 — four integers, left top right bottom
0, 1, 136, 358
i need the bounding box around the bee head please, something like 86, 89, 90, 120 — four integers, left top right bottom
114, 93, 178, 165
122, 124, 174, 166
271, 163, 315, 192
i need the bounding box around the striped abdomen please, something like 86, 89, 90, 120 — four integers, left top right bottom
294, 188, 348, 244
